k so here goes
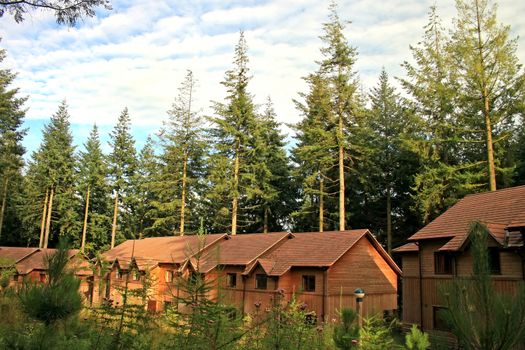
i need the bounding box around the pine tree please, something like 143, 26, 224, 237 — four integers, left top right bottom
450, 0, 525, 191
0, 46, 26, 244
77, 124, 111, 254
292, 72, 337, 232
108, 107, 137, 247
367, 69, 419, 253
133, 136, 157, 239
152, 70, 207, 235
318, 1, 361, 231
400, 5, 484, 224
207, 31, 259, 235
23, 101, 78, 247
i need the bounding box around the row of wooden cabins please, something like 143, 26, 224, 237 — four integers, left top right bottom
1, 185, 524, 336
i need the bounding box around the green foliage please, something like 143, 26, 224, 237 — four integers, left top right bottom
18, 240, 82, 325
333, 308, 359, 350
404, 325, 430, 350
440, 221, 525, 349
358, 316, 396, 350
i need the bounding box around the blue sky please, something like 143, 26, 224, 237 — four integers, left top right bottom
0, 0, 524, 157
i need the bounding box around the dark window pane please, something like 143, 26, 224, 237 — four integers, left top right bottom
255, 274, 267, 290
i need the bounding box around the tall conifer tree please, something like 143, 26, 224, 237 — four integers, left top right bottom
0, 46, 26, 244
108, 107, 137, 247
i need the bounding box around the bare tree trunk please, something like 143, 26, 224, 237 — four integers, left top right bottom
231, 139, 240, 236
387, 189, 392, 255
43, 187, 54, 249
338, 116, 346, 231
39, 189, 49, 248
0, 177, 9, 241
475, 0, 496, 191
111, 192, 119, 249
319, 173, 324, 233
179, 153, 188, 236
263, 206, 269, 234
81, 186, 90, 253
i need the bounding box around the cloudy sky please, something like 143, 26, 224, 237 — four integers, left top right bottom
0, 0, 524, 156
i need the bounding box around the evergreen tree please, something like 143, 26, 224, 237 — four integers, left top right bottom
207, 32, 259, 235
77, 124, 111, 255
108, 107, 137, 247
0, 46, 26, 244
248, 97, 295, 233
292, 72, 337, 232
450, 0, 525, 191
22, 101, 78, 247
367, 69, 419, 253
133, 136, 157, 239
400, 6, 483, 224
318, 1, 361, 231
151, 70, 207, 235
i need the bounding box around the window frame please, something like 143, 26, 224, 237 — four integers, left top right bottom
132, 270, 141, 281
302, 275, 316, 292
434, 252, 453, 275
488, 248, 501, 275
165, 270, 173, 283
226, 273, 237, 288
255, 274, 268, 290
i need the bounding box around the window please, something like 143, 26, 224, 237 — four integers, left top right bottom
433, 306, 450, 331
255, 274, 267, 290
39, 273, 46, 283
434, 253, 453, 274
133, 271, 140, 281
116, 270, 122, 280
12, 274, 18, 282
164, 301, 172, 313
227, 273, 237, 288
165, 270, 173, 283
302, 275, 316, 292
488, 248, 501, 274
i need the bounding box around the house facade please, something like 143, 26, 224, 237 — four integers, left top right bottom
0, 247, 93, 299
394, 185, 525, 332
98, 230, 401, 321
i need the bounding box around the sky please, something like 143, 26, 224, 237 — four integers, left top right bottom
0, 0, 524, 157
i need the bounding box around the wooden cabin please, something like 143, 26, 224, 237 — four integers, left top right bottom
99, 229, 400, 321
0, 247, 93, 299
394, 185, 525, 333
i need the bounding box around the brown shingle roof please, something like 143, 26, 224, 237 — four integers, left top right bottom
409, 185, 525, 246
193, 232, 292, 273
392, 243, 419, 253
102, 234, 227, 268
248, 230, 401, 276
0, 247, 38, 267
0, 247, 88, 275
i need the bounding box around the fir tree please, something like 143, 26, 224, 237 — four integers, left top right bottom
400, 5, 484, 224
0, 46, 26, 244
133, 136, 157, 239
450, 0, 525, 191
77, 124, 111, 254
108, 107, 137, 247
318, 1, 362, 231
207, 31, 259, 235
152, 70, 207, 235
23, 101, 78, 248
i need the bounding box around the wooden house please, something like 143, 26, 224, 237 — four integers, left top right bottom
0, 247, 93, 299
99, 229, 400, 321
394, 185, 525, 333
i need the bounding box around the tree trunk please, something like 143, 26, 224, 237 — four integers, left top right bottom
319, 173, 324, 233
43, 187, 54, 249
338, 116, 346, 231
475, 0, 496, 191
263, 206, 269, 234
179, 153, 188, 236
111, 192, 119, 249
231, 139, 240, 235
39, 189, 49, 248
0, 176, 9, 241
81, 186, 90, 253
387, 189, 392, 255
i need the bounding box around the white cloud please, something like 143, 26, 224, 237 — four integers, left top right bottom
0, 0, 524, 155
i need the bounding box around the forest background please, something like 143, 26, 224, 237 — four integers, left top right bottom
0, 0, 524, 257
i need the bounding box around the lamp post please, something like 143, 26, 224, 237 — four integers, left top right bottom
354, 288, 365, 328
